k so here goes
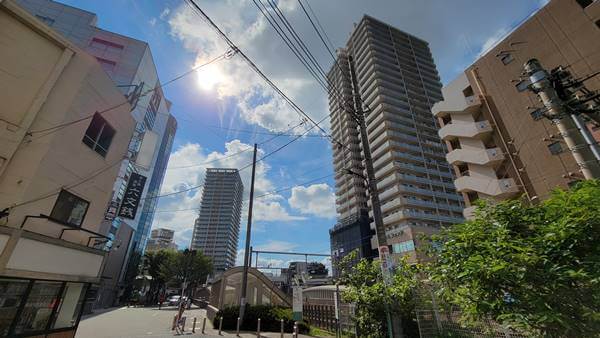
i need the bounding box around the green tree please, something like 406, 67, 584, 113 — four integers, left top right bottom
339, 251, 420, 337
160, 249, 212, 298
428, 180, 600, 336
142, 249, 171, 304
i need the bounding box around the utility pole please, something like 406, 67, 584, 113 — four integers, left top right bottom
346, 56, 398, 338
523, 59, 600, 179
239, 144, 257, 323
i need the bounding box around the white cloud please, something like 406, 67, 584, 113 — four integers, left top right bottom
288, 183, 336, 218
165, 1, 327, 132
153, 140, 304, 248
149, 18, 157, 26
159, 7, 170, 20
477, 27, 509, 57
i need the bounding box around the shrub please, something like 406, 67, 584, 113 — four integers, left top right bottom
213, 305, 309, 333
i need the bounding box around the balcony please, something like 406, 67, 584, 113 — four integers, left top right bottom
454, 176, 520, 198
446, 147, 504, 167
432, 94, 482, 118
439, 120, 493, 141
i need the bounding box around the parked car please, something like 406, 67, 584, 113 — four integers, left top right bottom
167, 295, 181, 306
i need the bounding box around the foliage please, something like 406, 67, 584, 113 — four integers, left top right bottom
142, 249, 171, 305
428, 180, 600, 337
159, 249, 212, 297
214, 305, 309, 333
338, 250, 420, 337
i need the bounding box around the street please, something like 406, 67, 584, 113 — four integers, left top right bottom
76, 305, 318, 338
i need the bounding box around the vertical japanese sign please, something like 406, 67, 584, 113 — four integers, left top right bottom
118, 173, 147, 219
379, 245, 393, 285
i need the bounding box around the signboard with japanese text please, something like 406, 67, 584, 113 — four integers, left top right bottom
379, 245, 393, 285
118, 173, 147, 219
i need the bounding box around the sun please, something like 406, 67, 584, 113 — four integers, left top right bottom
196, 64, 223, 91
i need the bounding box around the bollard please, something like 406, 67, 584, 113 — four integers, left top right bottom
236, 317, 241, 337
294, 321, 299, 338
202, 317, 207, 334
218, 316, 223, 335
256, 318, 261, 338
192, 317, 197, 333
181, 316, 186, 332
280, 319, 284, 338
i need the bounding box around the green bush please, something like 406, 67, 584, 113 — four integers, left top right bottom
213, 305, 309, 333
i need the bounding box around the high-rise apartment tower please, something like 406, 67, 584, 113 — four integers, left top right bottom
191, 169, 244, 274
328, 16, 464, 263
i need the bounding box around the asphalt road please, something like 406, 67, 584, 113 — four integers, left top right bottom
75, 305, 317, 338
76, 305, 221, 337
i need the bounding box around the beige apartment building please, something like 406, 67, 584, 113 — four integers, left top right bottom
0, 0, 135, 336
329, 16, 464, 264
432, 0, 600, 217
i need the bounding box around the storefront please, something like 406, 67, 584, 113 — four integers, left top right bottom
0, 278, 89, 337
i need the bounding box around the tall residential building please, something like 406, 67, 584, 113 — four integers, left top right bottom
432, 0, 600, 218
17, 0, 178, 308
191, 169, 244, 275
0, 0, 135, 335
328, 16, 464, 263
145, 228, 177, 252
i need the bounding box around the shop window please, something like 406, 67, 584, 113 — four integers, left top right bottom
392, 240, 415, 253
83, 112, 115, 157
0, 279, 29, 336
547, 141, 563, 155
13, 281, 63, 335
50, 190, 89, 227
51, 283, 87, 329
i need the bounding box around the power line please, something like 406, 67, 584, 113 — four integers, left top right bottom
184, 0, 344, 150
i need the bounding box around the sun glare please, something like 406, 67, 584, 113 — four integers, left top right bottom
196, 64, 223, 91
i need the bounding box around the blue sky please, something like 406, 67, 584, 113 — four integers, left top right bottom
59, 0, 547, 271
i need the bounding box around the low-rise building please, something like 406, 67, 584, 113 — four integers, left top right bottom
0, 0, 135, 336
145, 228, 177, 252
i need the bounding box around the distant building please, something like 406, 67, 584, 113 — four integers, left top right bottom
191, 169, 244, 275
330, 211, 376, 278
16, 0, 178, 308
328, 15, 464, 263
145, 228, 177, 252
0, 0, 135, 335
432, 0, 600, 218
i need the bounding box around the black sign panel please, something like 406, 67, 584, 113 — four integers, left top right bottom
118, 173, 147, 219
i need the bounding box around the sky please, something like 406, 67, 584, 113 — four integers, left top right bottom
59, 0, 548, 273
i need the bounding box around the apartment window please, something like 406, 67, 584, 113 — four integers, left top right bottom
499, 53, 514, 65
35, 14, 55, 26
576, 0, 593, 8
89, 37, 124, 52
96, 57, 116, 73
515, 80, 529, 92
50, 190, 89, 227
547, 141, 563, 155
83, 113, 115, 157
144, 88, 162, 130
530, 108, 545, 121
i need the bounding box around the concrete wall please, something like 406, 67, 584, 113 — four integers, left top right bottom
0, 0, 134, 242
466, 0, 600, 199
